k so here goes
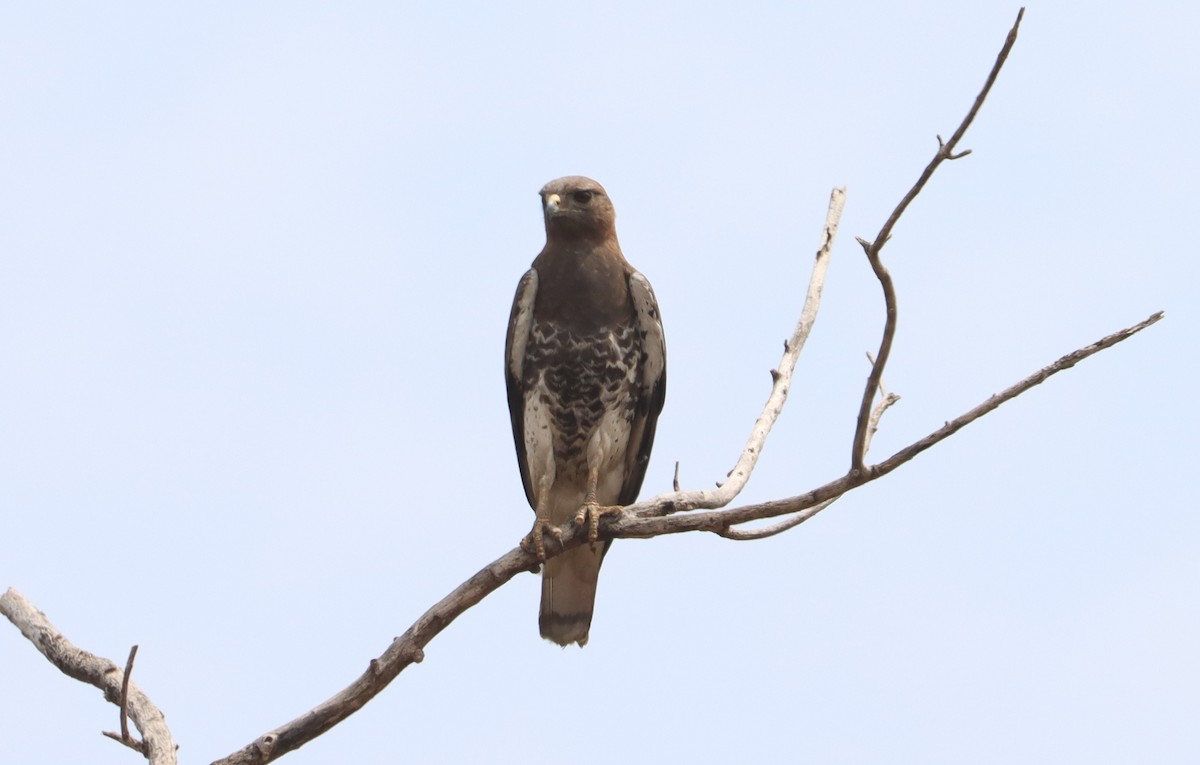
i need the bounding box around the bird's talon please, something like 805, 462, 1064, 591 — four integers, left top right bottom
575, 501, 623, 544
520, 532, 540, 559
524, 521, 547, 562
524, 519, 565, 562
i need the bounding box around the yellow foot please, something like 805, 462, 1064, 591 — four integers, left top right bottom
521, 518, 562, 562
574, 501, 624, 544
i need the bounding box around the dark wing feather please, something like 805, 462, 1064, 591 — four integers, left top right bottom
504, 268, 539, 509
619, 271, 667, 505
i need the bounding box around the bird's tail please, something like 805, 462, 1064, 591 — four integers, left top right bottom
540, 541, 606, 647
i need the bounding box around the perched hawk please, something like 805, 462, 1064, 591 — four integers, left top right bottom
505, 176, 666, 647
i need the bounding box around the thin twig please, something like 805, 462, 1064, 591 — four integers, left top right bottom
120, 645, 138, 742
850, 7, 1026, 474
862, 352, 900, 455
102, 730, 147, 755
869, 7, 1025, 256
717, 498, 838, 540
864, 393, 901, 455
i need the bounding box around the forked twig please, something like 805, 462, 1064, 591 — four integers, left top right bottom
850, 7, 1026, 474
719, 355, 897, 541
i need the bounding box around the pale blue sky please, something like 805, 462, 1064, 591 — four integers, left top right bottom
3, 3, 1195, 763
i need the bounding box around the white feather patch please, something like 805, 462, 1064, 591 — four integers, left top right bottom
629, 271, 666, 389
507, 269, 538, 383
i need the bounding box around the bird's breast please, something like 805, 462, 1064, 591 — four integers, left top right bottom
524, 320, 642, 465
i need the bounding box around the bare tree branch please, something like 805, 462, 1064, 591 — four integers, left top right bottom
716, 497, 838, 541
719, 353, 898, 541
210, 550, 526, 765
619, 310, 1164, 537
672, 186, 846, 506
850, 7, 1026, 474
0, 589, 177, 765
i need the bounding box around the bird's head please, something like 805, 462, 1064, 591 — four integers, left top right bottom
539, 176, 617, 244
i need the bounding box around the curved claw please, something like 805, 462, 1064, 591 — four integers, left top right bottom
574, 501, 623, 545
522, 518, 563, 562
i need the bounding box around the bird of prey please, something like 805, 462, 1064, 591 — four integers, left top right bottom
505, 176, 666, 647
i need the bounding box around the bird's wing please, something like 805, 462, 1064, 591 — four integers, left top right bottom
504, 268, 539, 508
620, 270, 667, 505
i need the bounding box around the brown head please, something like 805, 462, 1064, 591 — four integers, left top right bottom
539, 176, 618, 247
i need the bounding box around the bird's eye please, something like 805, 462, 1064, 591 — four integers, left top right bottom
572, 190, 594, 204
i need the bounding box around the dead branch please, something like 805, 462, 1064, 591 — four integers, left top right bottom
718, 354, 897, 541
716, 498, 838, 541
850, 7, 1026, 474
0, 589, 177, 765
620, 309, 1162, 535
666, 185, 846, 507
100, 644, 143, 753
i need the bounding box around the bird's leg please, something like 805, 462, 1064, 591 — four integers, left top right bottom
521, 475, 560, 562
522, 509, 561, 562
575, 465, 624, 544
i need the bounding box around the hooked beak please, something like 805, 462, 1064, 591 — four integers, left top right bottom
544, 193, 562, 215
